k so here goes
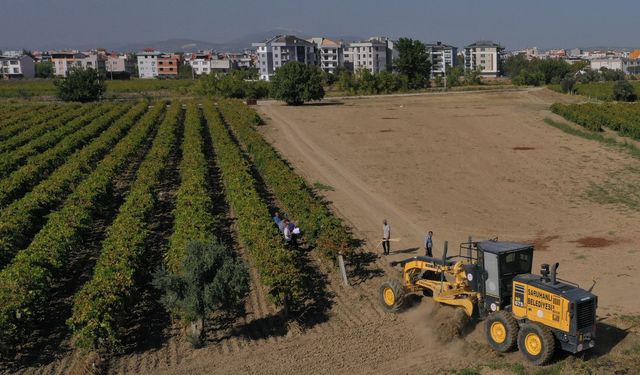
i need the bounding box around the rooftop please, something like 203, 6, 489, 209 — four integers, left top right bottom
466, 40, 503, 49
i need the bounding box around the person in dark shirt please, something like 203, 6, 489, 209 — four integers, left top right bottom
424, 231, 433, 257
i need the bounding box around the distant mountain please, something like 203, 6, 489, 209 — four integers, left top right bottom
1, 29, 367, 53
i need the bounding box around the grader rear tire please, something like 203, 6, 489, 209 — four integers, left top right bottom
485, 311, 519, 352
517, 322, 556, 366
379, 280, 406, 312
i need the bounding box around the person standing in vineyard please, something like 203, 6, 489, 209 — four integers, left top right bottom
382, 219, 391, 255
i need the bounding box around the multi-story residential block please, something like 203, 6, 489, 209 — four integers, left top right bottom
105, 53, 135, 79
252, 35, 317, 81
425, 41, 457, 77
188, 52, 234, 76
346, 37, 397, 74
309, 37, 343, 74
227, 50, 256, 69
137, 50, 162, 79
158, 53, 181, 78
50, 50, 106, 76
590, 57, 640, 75
464, 41, 505, 77
0, 54, 35, 79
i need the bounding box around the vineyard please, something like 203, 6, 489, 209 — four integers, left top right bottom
0, 79, 194, 98
0, 99, 353, 368
551, 102, 640, 139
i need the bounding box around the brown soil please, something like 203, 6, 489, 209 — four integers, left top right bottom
570, 236, 616, 248
512, 146, 535, 150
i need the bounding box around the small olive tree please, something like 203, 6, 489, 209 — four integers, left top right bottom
271, 61, 324, 105
153, 240, 249, 347
613, 80, 637, 102
54, 67, 106, 102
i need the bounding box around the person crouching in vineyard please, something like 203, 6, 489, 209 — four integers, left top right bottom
283, 219, 293, 248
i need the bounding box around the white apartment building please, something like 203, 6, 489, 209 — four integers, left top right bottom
50, 51, 106, 77
252, 35, 317, 81
188, 52, 234, 75
345, 37, 396, 74
0, 54, 35, 79
137, 50, 162, 79
425, 42, 457, 77
590, 57, 640, 75
309, 37, 343, 74
464, 41, 505, 77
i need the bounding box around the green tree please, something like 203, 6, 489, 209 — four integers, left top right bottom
446, 66, 464, 87
178, 63, 194, 79
560, 76, 576, 93
271, 62, 324, 105
612, 80, 637, 101
153, 240, 249, 347
35, 61, 54, 78
195, 71, 269, 99
464, 67, 483, 85
394, 38, 431, 89
54, 67, 106, 102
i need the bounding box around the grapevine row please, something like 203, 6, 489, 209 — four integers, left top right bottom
0, 102, 157, 269
0, 104, 93, 154
0, 101, 165, 345
0, 105, 46, 130
0, 104, 63, 142
165, 103, 217, 273
68, 103, 181, 351
551, 102, 640, 139
0, 103, 137, 207
218, 99, 351, 261
0, 103, 116, 179
202, 103, 307, 308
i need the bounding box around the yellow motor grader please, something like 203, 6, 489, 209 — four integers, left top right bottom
380, 239, 597, 365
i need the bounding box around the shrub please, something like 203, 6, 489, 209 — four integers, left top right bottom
54, 67, 106, 102
613, 80, 637, 102
271, 62, 324, 105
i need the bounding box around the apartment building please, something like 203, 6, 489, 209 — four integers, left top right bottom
464, 41, 505, 77
106, 53, 135, 78
252, 35, 317, 81
425, 41, 457, 77
188, 52, 234, 75
137, 50, 162, 79
158, 53, 181, 78
590, 57, 640, 75
0, 54, 35, 79
345, 37, 397, 74
50, 50, 106, 76
309, 37, 343, 74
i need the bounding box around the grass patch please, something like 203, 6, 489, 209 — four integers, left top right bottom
543, 118, 640, 160
544, 118, 640, 212
313, 182, 335, 191
623, 343, 640, 355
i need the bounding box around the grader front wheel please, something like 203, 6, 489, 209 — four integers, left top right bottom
517, 323, 556, 366
485, 311, 519, 352
379, 280, 406, 312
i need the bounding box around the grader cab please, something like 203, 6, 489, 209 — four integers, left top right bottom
380, 239, 597, 365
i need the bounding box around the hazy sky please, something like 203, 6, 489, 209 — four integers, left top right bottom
1, 0, 637, 50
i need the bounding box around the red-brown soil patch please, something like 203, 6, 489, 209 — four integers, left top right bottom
529, 235, 560, 250
570, 236, 616, 248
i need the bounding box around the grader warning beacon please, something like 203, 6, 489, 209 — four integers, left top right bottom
380, 239, 597, 365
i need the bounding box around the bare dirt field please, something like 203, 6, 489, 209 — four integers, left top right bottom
11, 88, 640, 375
